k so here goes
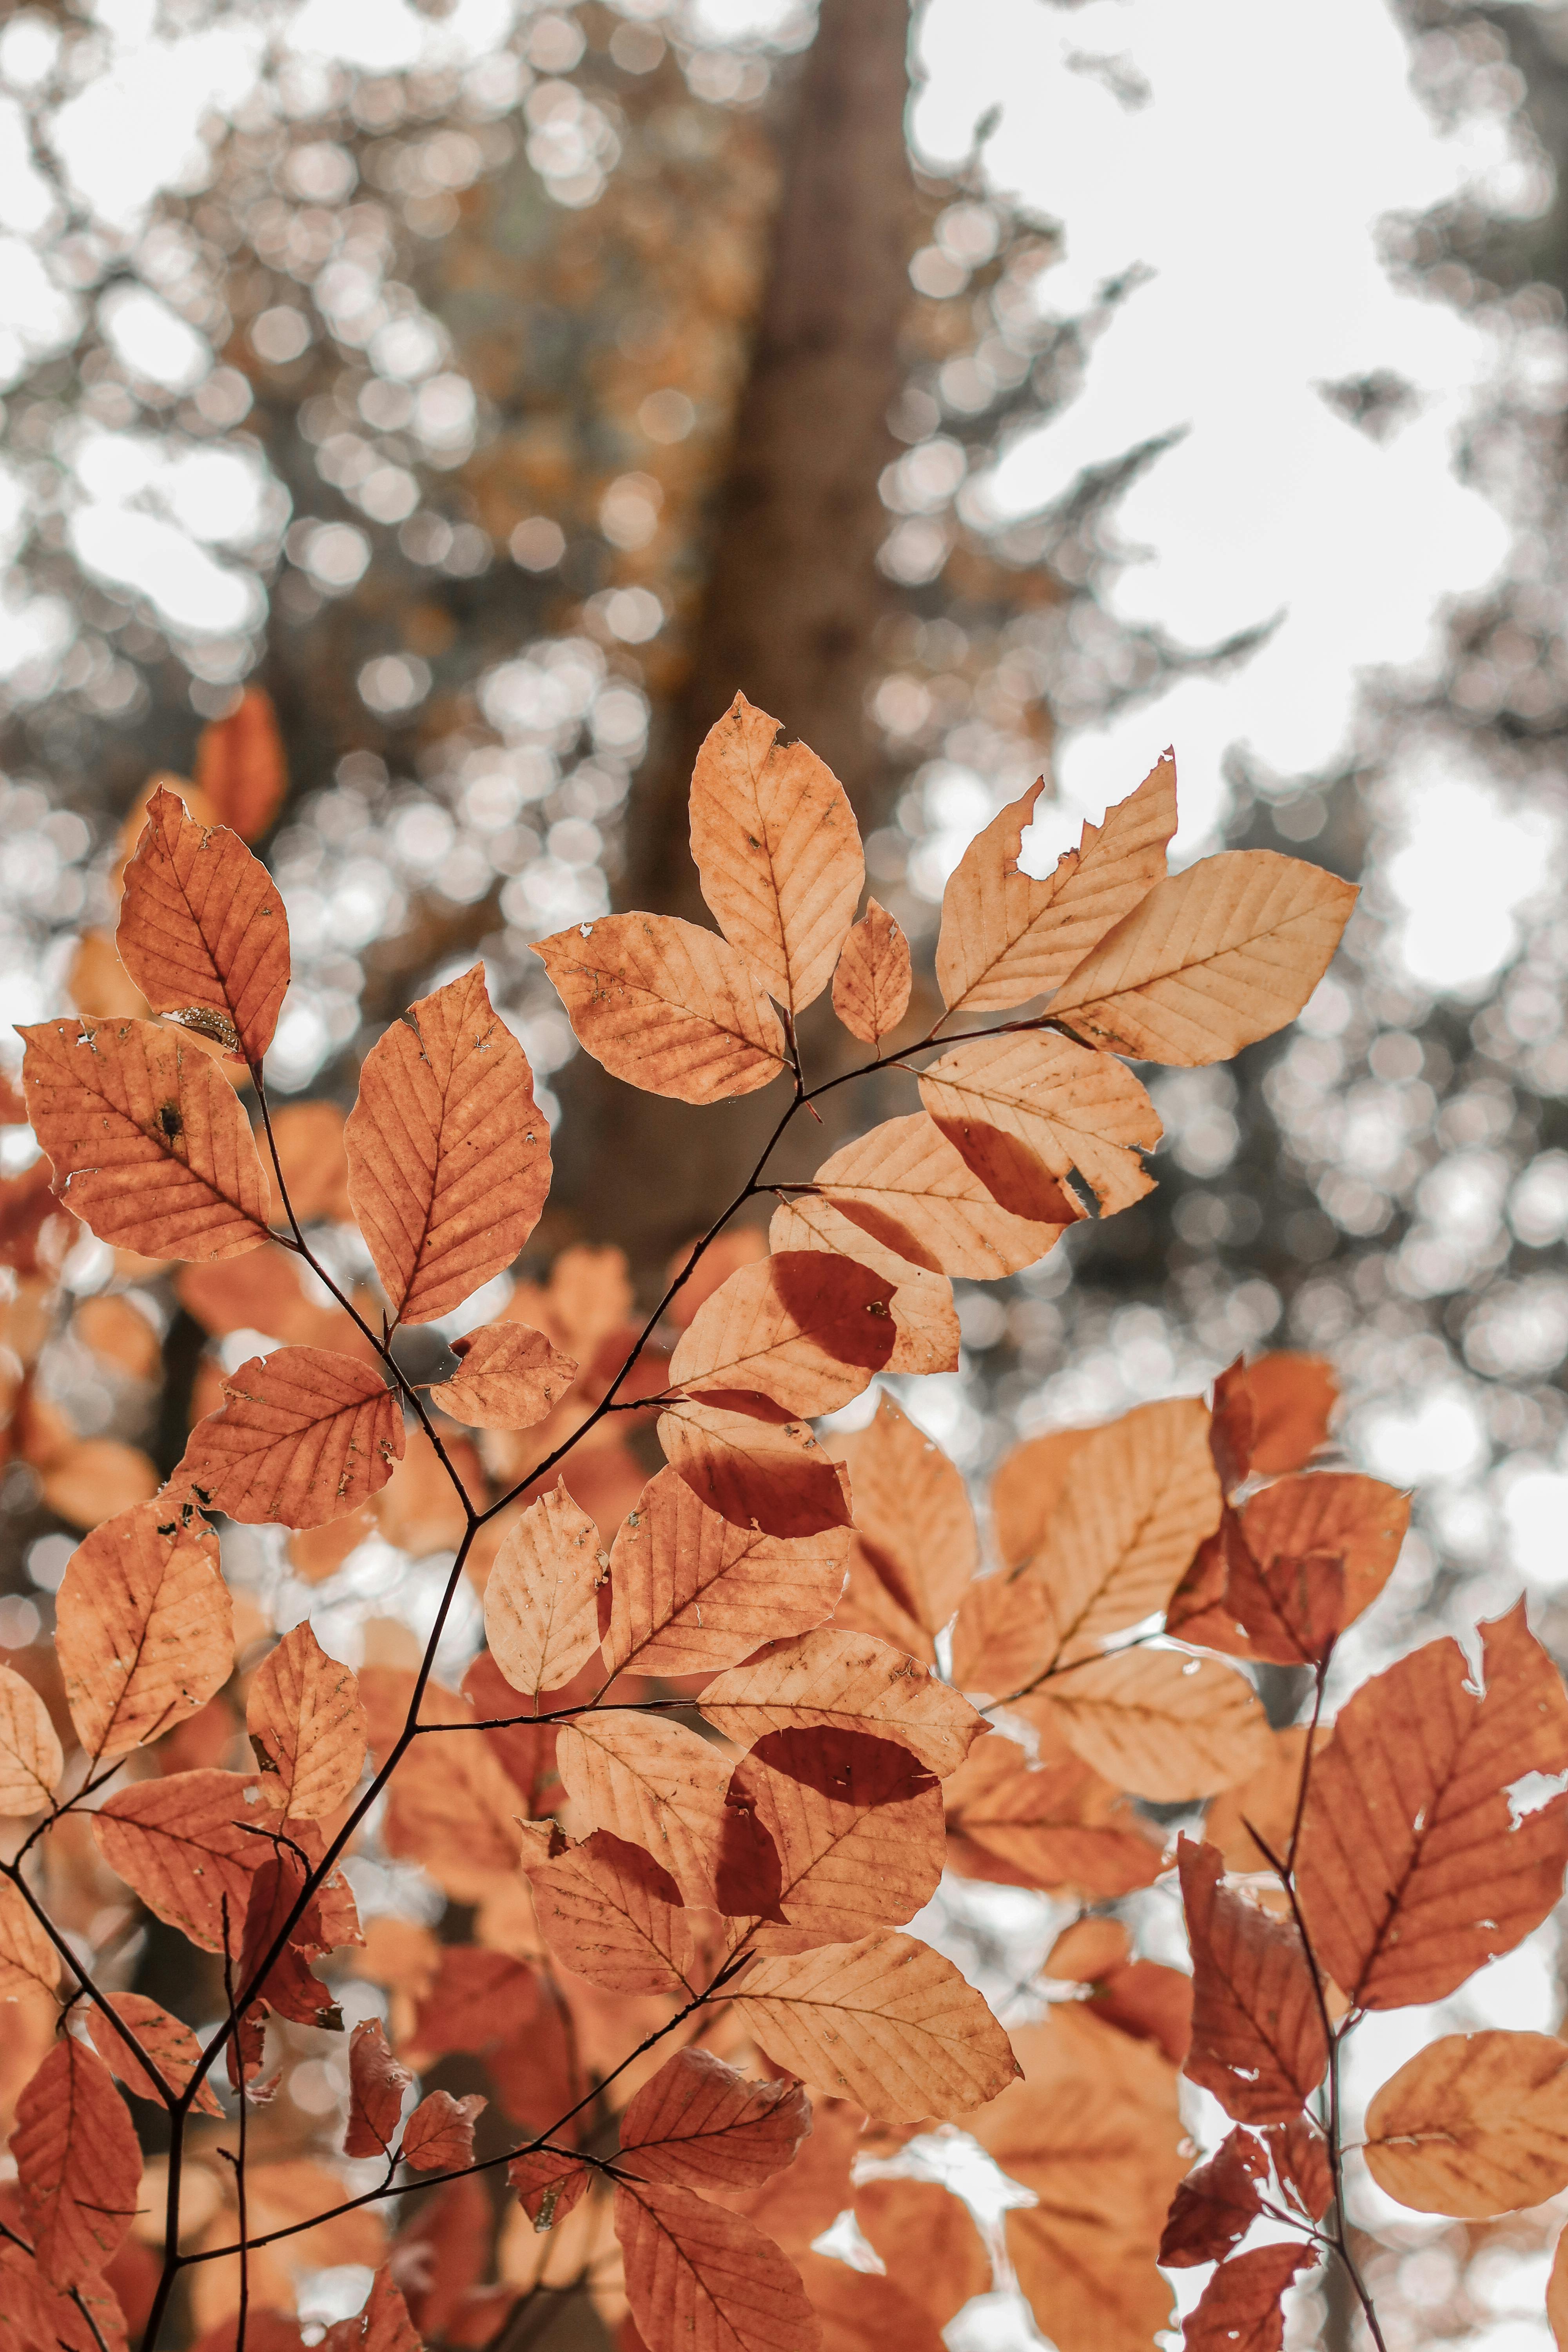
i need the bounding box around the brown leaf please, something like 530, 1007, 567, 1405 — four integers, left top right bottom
1037, 1646, 1272, 1800
936, 755, 1177, 1014
990, 1426, 1092, 1570
1264, 2120, 1333, 2222
172, 1346, 405, 1527
345, 966, 552, 1327
1363, 2027, 1568, 2216
521, 1822, 709, 1995
484, 1477, 604, 1698
1552, 2223, 1568, 2351
429, 1322, 578, 1430
237, 1848, 343, 2027
1295, 1601, 1568, 2008
86, 1994, 223, 2118
723, 1730, 944, 1944
322, 2266, 421, 2352
55, 1501, 231, 1762
402, 2089, 485, 2172
94, 1768, 276, 1951
382, 1727, 523, 1902
620, 2049, 810, 2190
730, 1931, 1020, 2122
942, 1731, 1164, 1897
831, 899, 910, 1043
19, 1018, 270, 1262
810, 1112, 1077, 1280
1183, 2243, 1317, 2352
690, 693, 864, 1016
659, 1399, 853, 1538
195, 685, 287, 842
40, 1438, 161, 1531
603, 1465, 848, 1681
700, 1629, 985, 1779
851, 2178, 990, 2330
116, 787, 289, 1062
345, 2019, 411, 2159
614, 2177, 821, 2352
408, 1947, 542, 2060
669, 1251, 896, 1417
1046, 1919, 1192, 2067
534, 913, 788, 1103
765, 1195, 959, 1379
1216, 1352, 1337, 1483
0, 1659, 61, 1814
0, 1876, 62, 1997
1169, 1510, 1347, 1667
14, 2040, 141, 2287
1179, 1838, 1327, 2124
556, 1715, 732, 1906
1048, 849, 1358, 1064
1158, 2129, 1267, 2266
247, 1623, 367, 1819
1239, 1471, 1408, 1627
832, 1396, 976, 1642
793, 2253, 945, 2352
510, 2147, 591, 2230
919, 1031, 1160, 1219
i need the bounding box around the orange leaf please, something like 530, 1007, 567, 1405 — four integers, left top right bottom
1265, 2119, 1333, 2223
177, 1245, 367, 1354
236, 1847, 344, 2028
989, 1425, 1091, 1570
520, 1823, 710, 1995
919, 1031, 1160, 1218
603, 1465, 848, 1681
408, 1947, 543, 2060
1158, 2129, 1266, 2267
1210, 1350, 1337, 1484
14, 2039, 141, 2287
669, 1250, 896, 1416
700, 1628, 984, 1779
1182, 2242, 1317, 2352
0, 1659, 61, 1813
1178, 1838, 1327, 2124
1295, 1600, 1568, 2008
19, 1018, 270, 1262
1035, 1647, 1271, 1801
510, 2147, 591, 2230
689, 692, 864, 1017
429, 1322, 578, 1430
86, 1994, 223, 2118
1363, 2029, 1568, 2216
942, 1731, 1163, 1898
809, 1112, 1077, 1280
56, 1500, 233, 1760
344, 2018, 411, 2159
722, 1729, 944, 1945
851, 2178, 990, 2331
484, 1477, 604, 1698
116, 786, 289, 1062
765, 1194, 958, 1379
658, 1399, 852, 1538
555, 1715, 732, 1906
382, 1728, 524, 1903
345, 966, 552, 1327
248, 1623, 367, 1819
402, 2089, 485, 2172
172, 1346, 405, 1526
1047, 849, 1358, 1065
831, 899, 910, 1043
195, 685, 288, 842
1168, 1510, 1347, 1667
621, 2050, 809, 2190
534, 914, 788, 1103
730, 1931, 1020, 2122
94, 1768, 277, 1951
322, 2266, 421, 2352
832, 1396, 976, 1642
1202, 1725, 1331, 1875
614, 2178, 821, 2352
39, 1437, 161, 1531
1239, 1471, 1408, 1628
0, 1876, 62, 1996
936, 755, 1177, 1014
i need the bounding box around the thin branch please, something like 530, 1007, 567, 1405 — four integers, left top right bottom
221, 1906, 250, 2352
0, 1860, 178, 2110
68, 2286, 113, 2352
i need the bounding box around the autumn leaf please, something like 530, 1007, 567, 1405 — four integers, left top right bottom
484, 1478, 604, 1697
427, 1322, 577, 1430
19, 1017, 270, 1261
238, 1848, 345, 2028
699, 1628, 985, 1779
407, 1947, 542, 2061
942, 1733, 1164, 1898
689, 692, 864, 1016
619, 2050, 811, 2191
919, 1031, 1161, 1218
382, 1725, 524, 1902
520, 1823, 710, 1996
343, 2019, 411, 2159
832, 1396, 976, 1646
1238, 1471, 1408, 1628
1552, 2225, 1568, 2352
1210, 1350, 1337, 1486
831, 899, 911, 1042
810, 1112, 1078, 1279
247, 1623, 367, 1819
555, 1715, 732, 1906
322, 2266, 421, 2352
56, 1500, 233, 1760
510, 2147, 591, 2230
1168, 1511, 1347, 1667
171, 1346, 405, 1526
730, 1931, 1020, 2122
1203, 1725, 1332, 1875
602, 1465, 848, 1681
0, 1876, 62, 1997
86, 1993, 223, 2117
344, 966, 551, 1327
722, 1730, 944, 1944
1178, 1839, 1327, 2125
614, 2177, 822, 2352
1047, 1917, 1192, 2067
0, 1659, 61, 1814
1036, 1647, 1271, 1801
765, 1194, 959, 1379
401, 2089, 485, 2172
116, 786, 289, 1062
669, 1250, 897, 1416
534, 913, 788, 1103
658, 1397, 852, 1538
936, 756, 1177, 1014
1361, 2029, 1568, 2216
1182, 2242, 1317, 2352
95, 1768, 276, 1951
264, 1099, 353, 1224
195, 684, 288, 842
1265, 2120, 1333, 2224
990, 1425, 1092, 1570
1046, 848, 1357, 1064
1158, 2130, 1267, 2266
1294, 1601, 1568, 2008
14, 2039, 141, 2287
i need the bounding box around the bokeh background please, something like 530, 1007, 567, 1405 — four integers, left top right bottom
2, 0, 1568, 2346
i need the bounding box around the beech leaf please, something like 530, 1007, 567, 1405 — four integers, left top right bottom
345, 2019, 411, 2158
0, 1877, 62, 1998
1182, 2242, 1317, 2352
95, 1768, 278, 1951
722, 1727, 944, 1945
116, 785, 290, 1062
428, 1322, 577, 1430
1178, 1839, 1327, 2125
0, 1659, 62, 1814
86, 1993, 223, 2118
919, 1030, 1161, 1218
942, 1732, 1163, 1898
1361, 2029, 1568, 2216
56, 1499, 234, 1760
520, 1822, 709, 1995
533, 913, 788, 1103
658, 1398, 853, 1538
1036, 1646, 1272, 1801
402, 2089, 485, 2171
14, 2039, 141, 2288
699, 1628, 986, 1779
247, 1622, 368, 1819
810, 1111, 1078, 1280
670, 1249, 896, 1416
171, 1346, 405, 1527
620, 2050, 811, 2192
765, 1193, 960, 1378
555, 1715, 732, 1907
1158, 2129, 1267, 2267
484, 1477, 604, 1697
195, 683, 288, 842
832, 1394, 977, 1642
831, 898, 911, 1042
614, 2177, 822, 2352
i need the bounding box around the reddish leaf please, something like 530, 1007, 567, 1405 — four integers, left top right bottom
1265, 2120, 1333, 2223
766, 1193, 960, 1380
1183, 2241, 1317, 2352
1207, 1357, 1255, 1495
811, 1112, 1076, 1280
918, 1029, 1161, 1219
238, 1849, 342, 2027
658, 1398, 853, 1539
56, 1500, 233, 1760
1158, 2130, 1267, 2266
116, 785, 289, 1062
614, 2178, 821, 2352
345, 2019, 411, 2158
509, 2147, 591, 2230
620, 2050, 811, 2191
1178, 1839, 1327, 2125
556, 1714, 733, 1907
1239, 1471, 1408, 1628
171, 1346, 405, 1527
1243, 1352, 1338, 1476
521, 1822, 711, 1995
410, 1949, 544, 2059
95, 1768, 276, 1951
831, 898, 911, 1042
700, 1628, 984, 1780
321, 2266, 421, 2352
402, 2090, 486, 2172
248, 1622, 367, 1818
722, 1728, 944, 1944
86, 1994, 223, 2118
195, 684, 288, 842
14, 2040, 141, 2288
942, 1732, 1164, 1898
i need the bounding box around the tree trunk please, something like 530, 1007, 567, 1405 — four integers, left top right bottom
552, 0, 918, 1278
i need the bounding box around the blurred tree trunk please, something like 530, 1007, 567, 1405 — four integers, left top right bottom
553, 0, 919, 1278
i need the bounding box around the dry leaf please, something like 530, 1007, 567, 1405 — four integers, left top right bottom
520, 1822, 709, 1996
942, 1732, 1164, 1898
1038, 1646, 1271, 1800
0, 1878, 62, 1998
1157, 2130, 1267, 2267
700, 1629, 985, 1779
614, 2178, 821, 2352
1239, 1471, 1408, 1626
919, 1031, 1160, 1218
534, 914, 788, 1103
116, 786, 289, 1062
94, 1768, 276, 1951
765, 1194, 959, 1379
14, 2039, 141, 2287
86, 1994, 223, 2118
832, 1396, 976, 1642
402, 2089, 485, 2171
831, 899, 911, 1042
556, 1714, 732, 1906
344, 966, 552, 1326
195, 686, 287, 842
1179, 1839, 1327, 2125
1363, 2029, 1568, 2216
1182, 2242, 1317, 2352
0, 1660, 61, 1813
56, 1501, 233, 1760
989, 1425, 1092, 1570
345, 2019, 411, 2159
484, 1478, 604, 1697
429, 1323, 578, 1430
669, 1250, 897, 1416
247, 1623, 368, 1818
20, 1018, 270, 1262
382, 1730, 524, 1902
658, 1399, 853, 1538
723, 1729, 944, 1943
172, 1346, 405, 1527
811, 1112, 1076, 1280
620, 2050, 810, 2191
